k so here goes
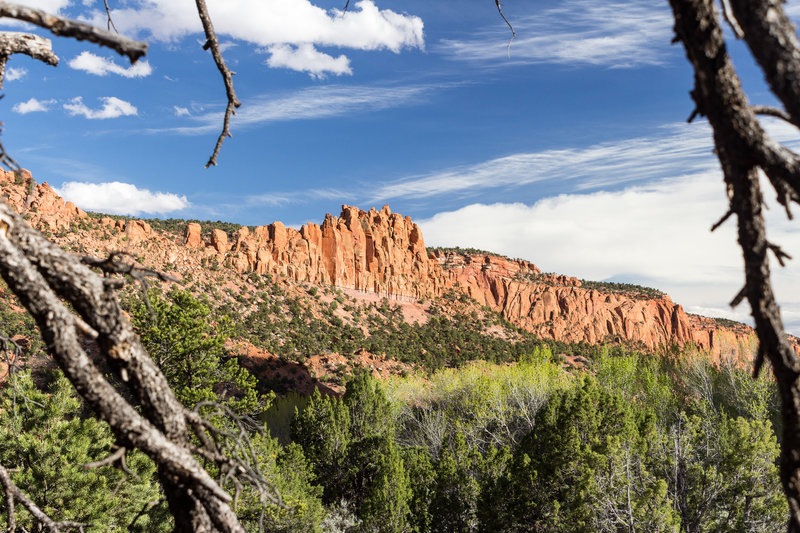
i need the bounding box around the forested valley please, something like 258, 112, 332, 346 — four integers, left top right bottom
0, 277, 786, 532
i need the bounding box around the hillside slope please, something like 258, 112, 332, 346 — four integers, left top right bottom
0, 169, 761, 358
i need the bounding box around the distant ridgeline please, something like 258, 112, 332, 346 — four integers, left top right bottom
0, 170, 768, 356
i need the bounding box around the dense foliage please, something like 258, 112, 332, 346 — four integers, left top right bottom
0, 286, 787, 532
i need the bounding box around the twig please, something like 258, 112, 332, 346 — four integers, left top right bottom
752, 105, 792, 123
103, 0, 117, 33
82, 446, 140, 480
0, 463, 92, 531
495, 0, 515, 59
0, 2, 146, 63
343, 0, 350, 12
710, 208, 734, 232
767, 241, 792, 267
195, 0, 241, 168
729, 285, 747, 308
719, 0, 745, 38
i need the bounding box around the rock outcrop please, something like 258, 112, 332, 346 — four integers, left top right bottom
223, 205, 443, 299
0, 169, 86, 230
182, 204, 756, 354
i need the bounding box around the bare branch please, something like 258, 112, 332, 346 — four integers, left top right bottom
668, 1, 800, 527
195, 0, 241, 168
767, 241, 792, 267
719, 0, 744, 38
343, 0, 350, 12
0, 32, 58, 87
710, 207, 734, 231
495, 0, 515, 59
102, 0, 117, 33
729, 0, 800, 128
0, 2, 146, 63
752, 105, 793, 123
0, 203, 246, 532
0, 464, 91, 531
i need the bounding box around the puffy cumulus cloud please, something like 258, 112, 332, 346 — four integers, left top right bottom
54, 181, 190, 215
267, 43, 351, 78
417, 173, 800, 334
6, 67, 27, 81
83, 0, 423, 73
13, 97, 56, 114
64, 96, 138, 119
68, 51, 152, 78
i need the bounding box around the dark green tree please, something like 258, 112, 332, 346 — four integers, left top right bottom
402, 447, 436, 533
430, 431, 483, 533
128, 287, 261, 414
0, 371, 169, 532
291, 388, 352, 504
495, 377, 678, 532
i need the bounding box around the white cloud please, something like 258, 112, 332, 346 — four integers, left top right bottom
64, 96, 138, 119
371, 123, 716, 201
157, 83, 447, 135
370, 119, 800, 203
173, 105, 190, 117
6, 67, 27, 81
417, 174, 800, 335
13, 97, 56, 114
83, 0, 423, 73
267, 43, 352, 78
10, 0, 70, 13
54, 181, 190, 215
68, 51, 152, 78
439, 0, 674, 68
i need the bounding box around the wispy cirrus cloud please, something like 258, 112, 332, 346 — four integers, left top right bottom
369, 119, 800, 203
155, 83, 453, 135
439, 0, 674, 68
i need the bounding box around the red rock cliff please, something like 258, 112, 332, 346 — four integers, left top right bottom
191, 204, 753, 353
223, 205, 444, 299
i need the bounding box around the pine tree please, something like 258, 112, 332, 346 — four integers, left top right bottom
0, 371, 169, 532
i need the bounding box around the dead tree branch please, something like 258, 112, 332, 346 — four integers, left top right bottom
0, 31, 57, 88
494, 0, 515, 58
752, 105, 793, 123
195, 0, 241, 168
102, 0, 117, 33
0, 2, 146, 63
668, 0, 800, 528
0, 463, 91, 531
0, 202, 246, 532
729, 0, 800, 129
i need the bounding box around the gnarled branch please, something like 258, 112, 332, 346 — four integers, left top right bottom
0, 1, 146, 63
195, 0, 241, 168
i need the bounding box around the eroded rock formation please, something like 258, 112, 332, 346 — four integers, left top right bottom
184, 204, 756, 353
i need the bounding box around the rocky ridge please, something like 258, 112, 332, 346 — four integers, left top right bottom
0, 169, 762, 357
181, 202, 755, 355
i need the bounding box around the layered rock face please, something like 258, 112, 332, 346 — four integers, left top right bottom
218, 205, 444, 299
183, 204, 754, 353
0, 171, 750, 354
430, 250, 704, 351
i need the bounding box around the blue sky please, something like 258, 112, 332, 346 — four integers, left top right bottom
3, 0, 800, 333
